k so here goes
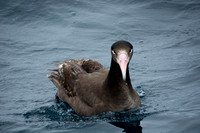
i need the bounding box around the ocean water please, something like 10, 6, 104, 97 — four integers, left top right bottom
0, 0, 200, 132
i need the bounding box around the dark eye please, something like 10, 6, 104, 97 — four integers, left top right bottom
112, 50, 116, 55
129, 49, 133, 53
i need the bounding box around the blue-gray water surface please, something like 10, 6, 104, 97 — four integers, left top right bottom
0, 0, 200, 133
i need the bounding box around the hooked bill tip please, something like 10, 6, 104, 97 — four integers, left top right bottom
122, 70, 126, 81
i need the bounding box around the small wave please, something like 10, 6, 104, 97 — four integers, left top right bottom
23, 101, 154, 125
136, 86, 146, 98
0, 61, 10, 69
0, 121, 16, 133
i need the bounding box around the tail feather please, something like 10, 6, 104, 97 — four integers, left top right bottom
48, 60, 85, 97
55, 62, 64, 68
47, 72, 63, 90
48, 68, 59, 71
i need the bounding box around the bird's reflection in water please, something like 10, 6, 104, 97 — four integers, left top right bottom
110, 121, 142, 133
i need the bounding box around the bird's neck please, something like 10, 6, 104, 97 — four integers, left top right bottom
107, 59, 132, 88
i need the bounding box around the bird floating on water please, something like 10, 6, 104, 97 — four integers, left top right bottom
48, 40, 141, 116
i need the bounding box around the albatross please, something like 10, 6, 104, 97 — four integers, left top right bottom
48, 40, 141, 116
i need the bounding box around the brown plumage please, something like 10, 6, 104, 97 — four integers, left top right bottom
48, 40, 141, 116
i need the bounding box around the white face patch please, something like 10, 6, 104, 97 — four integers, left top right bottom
111, 50, 116, 55
118, 50, 127, 55
129, 49, 133, 54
